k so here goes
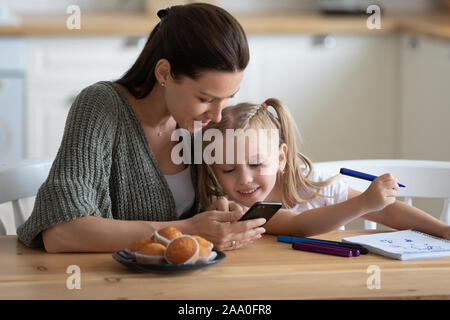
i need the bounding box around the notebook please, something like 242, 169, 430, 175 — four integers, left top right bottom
342, 230, 450, 260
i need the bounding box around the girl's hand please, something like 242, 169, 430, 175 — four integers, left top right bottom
359, 173, 399, 213
188, 197, 266, 251
441, 225, 450, 241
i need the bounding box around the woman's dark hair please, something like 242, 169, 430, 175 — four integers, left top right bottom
116, 3, 249, 99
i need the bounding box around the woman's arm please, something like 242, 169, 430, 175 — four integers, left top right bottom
43, 198, 266, 253
349, 188, 450, 239
42, 216, 191, 253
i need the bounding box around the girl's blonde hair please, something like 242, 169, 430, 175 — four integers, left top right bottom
197, 98, 337, 209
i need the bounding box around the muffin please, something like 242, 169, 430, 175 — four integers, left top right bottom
197, 245, 217, 263
164, 235, 199, 264
125, 237, 154, 259
152, 227, 183, 246
128, 237, 153, 252
134, 242, 166, 264
193, 235, 217, 263
193, 235, 214, 251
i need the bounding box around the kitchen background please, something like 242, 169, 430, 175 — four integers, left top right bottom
0, 0, 449, 233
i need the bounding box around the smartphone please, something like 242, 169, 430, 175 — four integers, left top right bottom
238, 201, 282, 223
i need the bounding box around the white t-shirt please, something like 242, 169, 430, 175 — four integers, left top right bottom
164, 166, 195, 218
291, 169, 349, 214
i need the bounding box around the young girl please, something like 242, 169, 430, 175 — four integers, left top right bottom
198, 98, 450, 240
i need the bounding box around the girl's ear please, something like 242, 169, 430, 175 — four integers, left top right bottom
154, 58, 172, 85
278, 143, 288, 173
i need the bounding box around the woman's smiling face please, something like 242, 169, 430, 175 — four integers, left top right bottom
163, 67, 244, 133
211, 130, 287, 207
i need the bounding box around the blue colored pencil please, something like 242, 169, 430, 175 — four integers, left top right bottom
340, 168, 405, 188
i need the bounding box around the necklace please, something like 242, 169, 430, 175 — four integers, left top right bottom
155, 119, 176, 137
155, 124, 164, 137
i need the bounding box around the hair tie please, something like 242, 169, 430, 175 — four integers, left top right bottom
261, 102, 268, 108
157, 8, 170, 20
156, 8, 170, 31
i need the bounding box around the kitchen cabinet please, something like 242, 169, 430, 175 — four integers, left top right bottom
0, 37, 26, 234
400, 34, 450, 161
232, 34, 398, 162
0, 77, 24, 163
26, 36, 144, 158
0, 38, 25, 164
24, 34, 449, 163
398, 34, 450, 224
25, 34, 399, 161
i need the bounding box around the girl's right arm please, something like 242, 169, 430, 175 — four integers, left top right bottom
264, 195, 369, 237
264, 173, 398, 237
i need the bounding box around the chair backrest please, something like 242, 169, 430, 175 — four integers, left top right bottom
0, 158, 53, 234
313, 159, 450, 229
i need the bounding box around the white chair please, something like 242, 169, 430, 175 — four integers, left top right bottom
313, 159, 450, 230
0, 158, 52, 235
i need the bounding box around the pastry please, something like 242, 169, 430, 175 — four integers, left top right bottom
164, 235, 199, 264
126, 230, 218, 266
125, 237, 154, 259
193, 235, 214, 251
193, 235, 217, 263
197, 244, 217, 263
134, 242, 166, 264
153, 227, 183, 246
128, 237, 153, 252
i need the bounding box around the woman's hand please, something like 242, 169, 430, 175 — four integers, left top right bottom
359, 173, 399, 213
187, 197, 266, 251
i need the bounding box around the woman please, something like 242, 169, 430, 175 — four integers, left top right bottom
17, 3, 266, 253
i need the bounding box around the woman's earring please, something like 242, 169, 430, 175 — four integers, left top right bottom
160, 82, 166, 87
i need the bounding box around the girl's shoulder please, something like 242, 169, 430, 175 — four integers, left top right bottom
291, 168, 349, 213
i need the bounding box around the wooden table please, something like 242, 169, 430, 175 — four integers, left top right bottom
1, 230, 450, 300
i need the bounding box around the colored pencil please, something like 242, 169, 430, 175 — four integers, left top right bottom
293, 242, 353, 257
340, 168, 405, 188
277, 235, 369, 254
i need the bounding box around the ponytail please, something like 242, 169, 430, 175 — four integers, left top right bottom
261, 98, 338, 208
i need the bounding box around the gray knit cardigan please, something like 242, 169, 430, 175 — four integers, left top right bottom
17, 81, 201, 248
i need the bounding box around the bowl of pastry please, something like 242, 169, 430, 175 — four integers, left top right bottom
112, 227, 226, 273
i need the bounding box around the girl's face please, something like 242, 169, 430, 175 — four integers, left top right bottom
164, 68, 244, 133
211, 132, 287, 207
